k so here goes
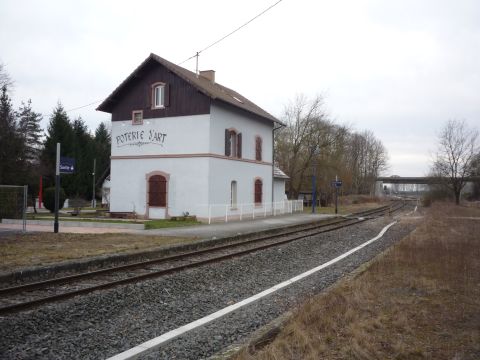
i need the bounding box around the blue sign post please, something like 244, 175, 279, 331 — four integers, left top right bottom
54, 151, 75, 233
331, 177, 342, 214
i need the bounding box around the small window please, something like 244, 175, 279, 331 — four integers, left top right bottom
153, 85, 165, 108
231, 181, 237, 208
255, 136, 262, 161
254, 179, 263, 204
132, 110, 143, 125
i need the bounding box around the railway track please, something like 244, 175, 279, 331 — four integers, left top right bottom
0, 201, 407, 315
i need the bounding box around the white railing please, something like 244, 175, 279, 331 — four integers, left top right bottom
196, 200, 304, 224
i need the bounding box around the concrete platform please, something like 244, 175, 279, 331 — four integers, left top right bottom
0, 213, 335, 237
135, 213, 336, 239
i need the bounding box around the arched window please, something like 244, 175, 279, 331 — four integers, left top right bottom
254, 179, 263, 204
148, 175, 167, 207
255, 136, 262, 161
231, 180, 237, 208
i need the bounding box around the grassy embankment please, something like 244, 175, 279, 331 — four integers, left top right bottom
26, 213, 201, 229
303, 195, 388, 215
0, 233, 196, 272
236, 202, 480, 359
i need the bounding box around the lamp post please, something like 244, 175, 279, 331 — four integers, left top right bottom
92, 158, 96, 209
54, 143, 60, 233
311, 147, 320, 213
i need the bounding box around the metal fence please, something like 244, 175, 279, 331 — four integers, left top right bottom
0, 185, 27, 232
197, 200, 304, 224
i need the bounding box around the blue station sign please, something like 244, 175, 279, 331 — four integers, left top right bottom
60, 157, 75, 174
331, 180, 343, 188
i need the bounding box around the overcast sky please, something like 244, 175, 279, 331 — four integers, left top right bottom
1, 0, 479, 176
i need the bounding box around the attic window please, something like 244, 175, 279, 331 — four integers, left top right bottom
151, 82, 169, 109
132, 110, 143, 125
153, 84, 165, 108
232, 96, 243, 104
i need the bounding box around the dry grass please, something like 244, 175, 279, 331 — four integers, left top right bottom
0, 233, 195, 272
304, 200, 386, 215
235, 202, 480, 360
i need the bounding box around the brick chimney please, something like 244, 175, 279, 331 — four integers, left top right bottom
199, 70, 215, 83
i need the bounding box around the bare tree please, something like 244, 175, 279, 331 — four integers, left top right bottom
275, 94, 331, 197
0, 63, 13, 90
275, 94, 388, 199
432, 119, 479, 204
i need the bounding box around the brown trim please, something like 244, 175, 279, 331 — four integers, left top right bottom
145, 171, 170, 219
111, 153, 272, 165
132, 110, 143, 125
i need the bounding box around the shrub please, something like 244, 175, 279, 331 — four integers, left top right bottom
43, 187, 66, 213
0, 187, 24, 220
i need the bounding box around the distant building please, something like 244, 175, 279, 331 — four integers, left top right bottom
97, 53, 287, 219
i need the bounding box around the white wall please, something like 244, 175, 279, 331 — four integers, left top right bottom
110, 157, 210, 218
207, 104, 275, 217
273, 178, 287, 202
210, 104, 273, 162
207, 157, 272, 215
109, 107, 278, 219
111, 114, 211, 157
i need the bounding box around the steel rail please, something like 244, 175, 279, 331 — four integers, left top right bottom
0, 202, 405, 315
0, 203, 395, 295
0, 203, 396, 296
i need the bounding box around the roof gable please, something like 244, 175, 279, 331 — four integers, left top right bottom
97, 53, 282, 125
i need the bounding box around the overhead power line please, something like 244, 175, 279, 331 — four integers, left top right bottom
178, 0, 283, 65
65, 100, 103, 113
58, 0, 283, 115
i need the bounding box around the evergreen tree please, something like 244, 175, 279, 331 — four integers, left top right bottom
17, 100, 43, 164
17, 100, 45, 210
41, 102, 75, 193
71, 116, 95, 199
94, 122, 111, 192
0, 85, 24, 184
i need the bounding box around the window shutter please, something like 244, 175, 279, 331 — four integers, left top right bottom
164, 84, 170, 107
225, 129, 231, 156
237, 133, 242, 158
147, 85, 151, 108
255, 137, 262, 161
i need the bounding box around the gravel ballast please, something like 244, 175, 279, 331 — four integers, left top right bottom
0, 213, 418, 359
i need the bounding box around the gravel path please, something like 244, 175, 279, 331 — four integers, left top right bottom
0, 212, 418, 360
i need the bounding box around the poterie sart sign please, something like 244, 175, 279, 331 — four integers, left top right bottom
116, 130, 167, 147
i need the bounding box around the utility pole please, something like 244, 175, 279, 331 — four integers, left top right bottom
312, 161, 317, 213
311, 147, 320, 213
335, 175, 338, 214
195, 52, 199, 76
54, 143, 60, 233
92, 158, 96, 209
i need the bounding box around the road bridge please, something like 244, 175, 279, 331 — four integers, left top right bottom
374, 176, 479, 197
376, 177, 437, 185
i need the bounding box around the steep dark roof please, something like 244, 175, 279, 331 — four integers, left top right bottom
97, 53, 282, 124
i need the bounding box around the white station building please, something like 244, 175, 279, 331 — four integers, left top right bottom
97, 53, 289, 220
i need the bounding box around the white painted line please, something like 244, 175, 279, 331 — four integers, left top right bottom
107, 221, 398, 360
